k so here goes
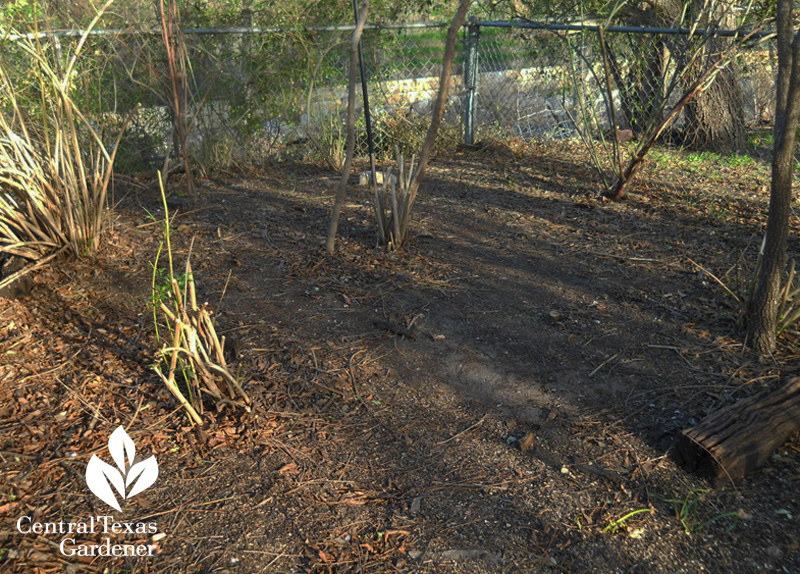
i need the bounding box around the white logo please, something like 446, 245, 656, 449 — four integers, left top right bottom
85, 426, 159, 512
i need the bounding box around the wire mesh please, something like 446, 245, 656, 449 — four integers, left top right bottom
470, 24, 778, 196
355, 25, 462, 160
473, 26, 775, 143
101, 24, 462, 171
0, 20, 781, 191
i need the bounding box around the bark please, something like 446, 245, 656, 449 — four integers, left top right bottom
676, 378, 800, 485
747, 0, 800, 355
325, 0, 369, 254
681, 4, 747, 153
682, 62, 747, 153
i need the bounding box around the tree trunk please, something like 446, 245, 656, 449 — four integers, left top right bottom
682, 63, 747, 153
325, 0, 369, 254
747, 0, 800, 354
609, 7, 666, 134
400, 0, 472, 242
678, 2, 747, 154
644, 0, 747, 153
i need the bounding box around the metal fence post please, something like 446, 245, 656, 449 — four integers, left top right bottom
463, 17, 480, 146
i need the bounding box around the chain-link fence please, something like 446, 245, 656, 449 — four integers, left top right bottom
469, 22, 775, 149
1, 20, 779, 188
95, 23, 461, 171
463, 21, 777, 194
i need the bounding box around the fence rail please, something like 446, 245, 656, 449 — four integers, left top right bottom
2, 19, 770, 40
1, 21, 448, 41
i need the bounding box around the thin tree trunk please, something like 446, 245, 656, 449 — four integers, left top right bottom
399, 0, 472, 241
747, 0, 800, 354
325, 0, 368, 254
158, 0, 194, 194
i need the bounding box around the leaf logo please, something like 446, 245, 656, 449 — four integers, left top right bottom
85, 426, 159, 512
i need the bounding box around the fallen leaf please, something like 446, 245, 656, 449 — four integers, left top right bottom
520, 433, 536, 453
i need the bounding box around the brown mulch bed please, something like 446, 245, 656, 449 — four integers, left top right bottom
1, 140, 799, 573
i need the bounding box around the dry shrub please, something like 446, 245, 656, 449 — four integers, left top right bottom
151, 177, 250, 425
371, 148, 415, 250
0, 2, 131, 290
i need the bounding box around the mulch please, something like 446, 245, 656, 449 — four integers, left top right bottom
1, 140, 799, 573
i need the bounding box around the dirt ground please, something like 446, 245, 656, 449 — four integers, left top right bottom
2, 140, 800, 573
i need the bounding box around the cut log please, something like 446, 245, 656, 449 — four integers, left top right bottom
675, 377, 800, 486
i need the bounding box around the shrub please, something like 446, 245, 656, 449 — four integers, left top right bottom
0, 7, 131, 271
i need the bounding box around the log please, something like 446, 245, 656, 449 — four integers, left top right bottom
675, 377, 800, 486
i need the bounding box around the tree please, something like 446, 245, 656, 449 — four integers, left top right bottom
513, 0, 749, 152
746, 0, 800, 355
325, 0, 370, 255
602, 4, 669, 135
630, 0, 748, 153
326, 0, 473, 252
679, 3, 748, 155
681, 64, 746, 153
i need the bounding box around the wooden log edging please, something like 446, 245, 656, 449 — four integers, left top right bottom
675, 377, 800, 487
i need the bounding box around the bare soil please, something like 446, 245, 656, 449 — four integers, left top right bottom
2, 140, 799, 573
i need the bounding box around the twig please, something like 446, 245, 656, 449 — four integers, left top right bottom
436, 415, 487, 445
588, 352, 620, 377
217, 269, 233, 310
687, 258, 741, 302
586, 251, 660, 263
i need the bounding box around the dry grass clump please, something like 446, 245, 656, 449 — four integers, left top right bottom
371, 148, 415, 250
151, 177, 250, 425
0, 2, 131, 291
